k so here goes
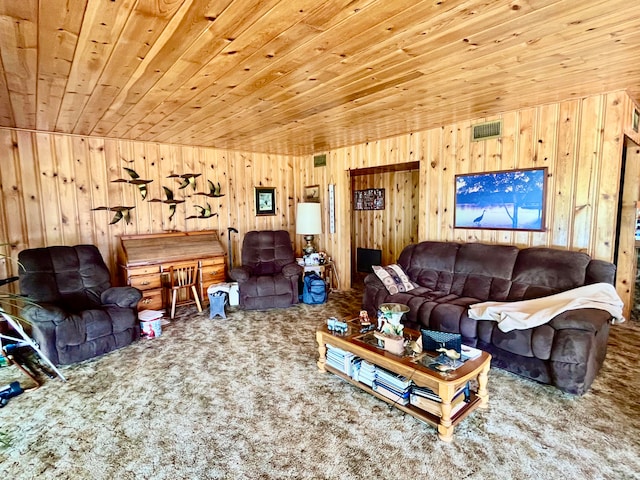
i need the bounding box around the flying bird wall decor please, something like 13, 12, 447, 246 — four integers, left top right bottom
148, 186, 185, 221
91, 206, 136, 225
195, 180, 225, 198
168, 173, 201, 190
111, 167, 153, 200
186, 203, 218, 219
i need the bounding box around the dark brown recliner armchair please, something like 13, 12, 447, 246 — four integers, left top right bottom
18, 245, 142, 365
229, 230, 303, 309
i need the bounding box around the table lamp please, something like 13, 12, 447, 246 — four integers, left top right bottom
296, 203, 322, 255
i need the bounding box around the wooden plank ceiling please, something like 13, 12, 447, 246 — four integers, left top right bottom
1, 0, 639, 156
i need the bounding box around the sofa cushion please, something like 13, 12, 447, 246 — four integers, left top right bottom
399, 242, 459, 293
241, 230, 296, 275
18, 245, 110, 309
372, 264, 415, 294
428, 297, 481, 341
509, 248, 591, 300
451, 243, 519, 301
492, 328, 535, 358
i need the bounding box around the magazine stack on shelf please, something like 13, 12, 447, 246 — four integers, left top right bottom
410, 382, 470, 417
372, 366, 412, 406
325, 345, 359, 377
353, 360, 376, 387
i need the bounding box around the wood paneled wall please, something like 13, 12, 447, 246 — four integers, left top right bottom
298, 91, 637, 316
1, 90, 638, 316
0, 129, 296, 286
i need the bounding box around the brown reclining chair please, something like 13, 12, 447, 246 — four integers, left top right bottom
229, 230, 303, 309
18, 245, 142, 365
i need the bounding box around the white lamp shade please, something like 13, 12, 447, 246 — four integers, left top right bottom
296, 203, 322, 235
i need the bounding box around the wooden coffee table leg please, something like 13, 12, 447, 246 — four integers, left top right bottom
316, 331, 327, 372
477, 361, 490, 408
438, 401, 454, 442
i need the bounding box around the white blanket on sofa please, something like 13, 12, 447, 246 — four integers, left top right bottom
467, 283, 625, 332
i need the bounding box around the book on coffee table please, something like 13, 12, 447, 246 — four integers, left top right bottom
461, 345, 482, 361
410, 391, 467, 417
373, 382, 411, 406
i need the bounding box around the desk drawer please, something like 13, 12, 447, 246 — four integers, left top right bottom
129, 273, 162, 290
200, 257, 225, 268
127, 265, 161, 276
201, 265, 225, 284
138, 288, 163, 310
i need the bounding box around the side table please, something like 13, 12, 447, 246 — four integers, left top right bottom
299, 261, 336, 291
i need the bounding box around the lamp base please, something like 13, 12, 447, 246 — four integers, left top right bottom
302, 235, 316, 255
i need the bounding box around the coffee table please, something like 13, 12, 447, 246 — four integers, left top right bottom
316, 320, 490, 441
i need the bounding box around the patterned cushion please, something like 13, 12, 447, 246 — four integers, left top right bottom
372, 264, 415, 295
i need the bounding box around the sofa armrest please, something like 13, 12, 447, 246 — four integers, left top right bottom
364, 272, 384, 289
282, 263, 303, 278
362, 273, 389, 318
549, 308, 613, 332
101, 286, 142, 308
21, 302, 67, 325
229, 266, 251, 283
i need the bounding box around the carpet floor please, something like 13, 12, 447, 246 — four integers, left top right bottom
0, 287, 639, 480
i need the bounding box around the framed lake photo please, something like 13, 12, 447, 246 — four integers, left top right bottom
255, 187, 276, 216
454, 167, 547, 231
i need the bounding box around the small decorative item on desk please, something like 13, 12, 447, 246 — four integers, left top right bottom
373, 331, 405, 356
318, 252, 327, 265
408, 335, 423, 355
359, 310, 374, 333
304, 253, 321, 266
377, 303, 410, 337
437, 347, 461, 361
420, 330, 465, 372
373, 303, 410, 356
327, 317, 348, 334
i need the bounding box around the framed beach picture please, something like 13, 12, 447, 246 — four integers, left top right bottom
454, 167, 547, 231
255, 187, 276, 216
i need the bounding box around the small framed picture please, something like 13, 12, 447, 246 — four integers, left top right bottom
353, 188, 385, 210
304, 184, 320, 203
255, 187, 276, 216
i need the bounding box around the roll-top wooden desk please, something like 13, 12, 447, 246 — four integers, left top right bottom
117, 230, 226, 311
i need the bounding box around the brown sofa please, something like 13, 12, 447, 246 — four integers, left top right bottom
363, 241, 618, 395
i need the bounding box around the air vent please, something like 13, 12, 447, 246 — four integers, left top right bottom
472, 120, 502, 141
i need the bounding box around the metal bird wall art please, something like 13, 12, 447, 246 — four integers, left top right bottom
186, 203, 218, 220
195, 180, 225, 198
111, 167, 153, 200
168, 173, 201, 190
148, 186, 185, 221
91, 206, 136, 225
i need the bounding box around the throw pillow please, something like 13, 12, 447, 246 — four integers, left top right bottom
372, 264, 415, 295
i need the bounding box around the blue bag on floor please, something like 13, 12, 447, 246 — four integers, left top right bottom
301, 273, 327, 304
